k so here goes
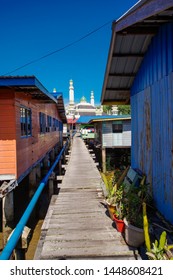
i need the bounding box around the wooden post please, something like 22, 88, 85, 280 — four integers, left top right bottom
102, 148, 106, 173
58, 159, 62, 175
48, 172, 55, 198
13, 226, 31, 260
14, 247, 26, 260
29, 168, 37, 198
54, 144, 60, 157
28, 168, 37, 225
2, 191, 14, 246
36, 163, 41, 184
42, 155, 50, 177
50, 149, 55, 166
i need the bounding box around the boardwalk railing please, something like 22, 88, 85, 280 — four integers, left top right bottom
0, 140, 69, 260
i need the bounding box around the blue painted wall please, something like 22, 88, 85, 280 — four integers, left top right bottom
131, 23, 173, 224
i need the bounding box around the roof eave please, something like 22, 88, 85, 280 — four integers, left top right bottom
56, 94, 67, 123
115, 0, 173, 32
0, 76, 58, 103
101, 0, 173, 105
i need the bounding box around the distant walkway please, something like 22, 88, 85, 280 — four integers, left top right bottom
34, 134, 137, 259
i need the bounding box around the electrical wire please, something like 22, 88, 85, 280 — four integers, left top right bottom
2, 20, 113, 75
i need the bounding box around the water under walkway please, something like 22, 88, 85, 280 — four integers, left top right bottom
34, 134, 138, 260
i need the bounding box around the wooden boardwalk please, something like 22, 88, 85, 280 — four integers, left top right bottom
34, 134, 138, 260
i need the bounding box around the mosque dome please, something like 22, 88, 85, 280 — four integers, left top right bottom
80, 96, 87, 103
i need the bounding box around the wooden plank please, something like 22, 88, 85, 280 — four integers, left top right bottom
46, 229, 119, 239
35, 134, 136, 260
41, 241, 135, 259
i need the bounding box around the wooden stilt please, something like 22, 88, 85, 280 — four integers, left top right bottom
102, 148, 106, 173
2, 192, 14, 246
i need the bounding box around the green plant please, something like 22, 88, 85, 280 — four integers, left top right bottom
112, 169, 123, 187
143, 202, 173, 260
123, 183, 151, 228
106, 156, 114, 171
106, 196, 116, 206
117, 105, 131, 115
114, 184, 125, 220
101, 172, 114, 197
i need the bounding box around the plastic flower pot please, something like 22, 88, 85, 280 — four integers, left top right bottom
113, 214, 125, 233
124, 217, 144, 247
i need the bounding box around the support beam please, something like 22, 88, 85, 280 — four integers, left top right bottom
50, 149, 55, 165
102, 148, 106, 173
29, 168, 37, 198
112, 53, 144, 58
28, 168, 37, 224
48, 172, 55, 198
2, 192, 14, 246
58, 160, 62, 175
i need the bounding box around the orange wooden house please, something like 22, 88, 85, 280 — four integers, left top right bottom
0, 76, 66, 193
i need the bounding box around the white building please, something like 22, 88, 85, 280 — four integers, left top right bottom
65, 80, 102, 125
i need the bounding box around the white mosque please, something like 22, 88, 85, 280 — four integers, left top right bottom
65, 80, 102, 123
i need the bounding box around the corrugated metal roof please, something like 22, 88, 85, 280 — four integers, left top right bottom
89, 115, 131, 123
101, 0, 173, 105
56, 94, 67, 123
0, 75, 57, 103
76, 115, 96, 124
76, 114, 131, 124
0, 76, 67, 123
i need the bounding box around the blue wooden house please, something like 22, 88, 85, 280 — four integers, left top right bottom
101, 0, 173, 224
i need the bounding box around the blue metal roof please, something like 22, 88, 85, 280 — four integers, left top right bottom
76, 114, 131, 124
0, 76, 67, 123
101, 0, 173, 105
76, 115, 96, 124
0, 75, 57, 103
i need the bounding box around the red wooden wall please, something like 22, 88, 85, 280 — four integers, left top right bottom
0, 90, 17, 179
0, 89, 62, 181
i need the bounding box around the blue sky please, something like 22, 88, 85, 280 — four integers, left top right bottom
0, 0, 138, 105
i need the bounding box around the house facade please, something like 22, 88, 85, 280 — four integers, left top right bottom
0, 75, 67, 244
0, 76, 66, 192
101, 0, 173, 223
89, 116, 131, 172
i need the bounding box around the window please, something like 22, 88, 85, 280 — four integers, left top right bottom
56, 119, 59, 131
52, 118, 56, 131
47, 115, 52, 132
112, 122, 122, 133
59, 121, 63, 132
39, 112, 46, 133
20, 107, 32, 137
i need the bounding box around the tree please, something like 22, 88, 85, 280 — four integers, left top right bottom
117, 105, 131, 115
103, 105, 112, 114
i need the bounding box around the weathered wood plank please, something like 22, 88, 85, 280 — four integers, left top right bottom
34, 135, 136, 260
46, 229, 120, 240
41, 242, 135, 259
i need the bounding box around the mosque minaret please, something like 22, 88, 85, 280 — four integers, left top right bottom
69, 79, 74, 105
90, 91, 95, 107
65, 79, 102, 123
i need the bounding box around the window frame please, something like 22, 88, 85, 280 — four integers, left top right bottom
39, 112, 46, 134
20, 106, 32, 138
112, 121, 123, 133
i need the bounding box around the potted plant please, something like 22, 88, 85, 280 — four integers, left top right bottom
101, 172, 117, 220
106, 192, 117, 220
102, 167, 129, 221
123, 182, 151, 247
113, 184, 126, 233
